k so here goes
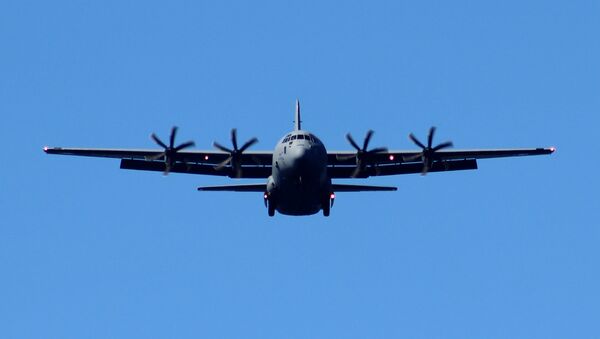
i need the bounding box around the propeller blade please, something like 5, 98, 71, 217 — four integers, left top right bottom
408, 127, 453, 175
213, 129, 258, 176
234, 164, 243, 178
174, 141, 195, 152
149, 126, 195, 176
432, 141, 453, 152
231, 128, 238, 151
367, 147, 388, 154
164, 160, 177, 175
213, 142, 232, 153
346, 133, 361, 151
363, 130, 374, 151
151, 133, 168, 149
239, 137, 258, 153
170, 126, 178, 149
403, 153, 422, 162
214, 156, 233, 170
422, 157, 436, 176
149, 152, 166, 161
337, 154, 357, 161
427, 126, 436, 148
344, 130, 387, 177
409, 133, 426, 149
351, 165, 363, 178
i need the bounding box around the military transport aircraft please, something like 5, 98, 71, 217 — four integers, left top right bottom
44, 100, 555, 216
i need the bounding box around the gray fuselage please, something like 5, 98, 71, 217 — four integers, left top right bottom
267, 130, 331, 215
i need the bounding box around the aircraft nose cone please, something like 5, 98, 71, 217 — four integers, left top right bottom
291, 146, 309, 165
295, 147, 306, 157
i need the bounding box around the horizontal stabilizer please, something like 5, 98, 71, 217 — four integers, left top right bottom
332, 184, 397, 192
197, 184, 267, 192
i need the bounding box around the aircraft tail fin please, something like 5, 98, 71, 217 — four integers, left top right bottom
294, 99, 301, 131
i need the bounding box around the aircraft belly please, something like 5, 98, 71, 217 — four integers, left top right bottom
275, 182, 323, 216
271, 143, 329, 216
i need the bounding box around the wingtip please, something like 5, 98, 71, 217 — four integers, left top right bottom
549, 146, 556, 154
43, 146, 49, 153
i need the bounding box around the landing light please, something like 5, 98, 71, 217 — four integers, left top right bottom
264, 193, 268, 199
389, 154, 395, 161
330, 193, 335, 199
204, 155, 209, 160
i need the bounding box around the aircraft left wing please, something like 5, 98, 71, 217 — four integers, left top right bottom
43, 147, 274, 178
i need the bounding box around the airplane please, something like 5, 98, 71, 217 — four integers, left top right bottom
44, 100, 555, 217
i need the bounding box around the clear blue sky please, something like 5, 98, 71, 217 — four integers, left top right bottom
1, 0, 598, 338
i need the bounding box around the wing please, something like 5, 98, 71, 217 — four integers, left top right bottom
43, 146, 273, 178
331, 184, 397, 192
196, 183, 396, 193
197, 184, 267, 192
327, 147, 555, 178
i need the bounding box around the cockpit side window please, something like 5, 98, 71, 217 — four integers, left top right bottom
291, 135, 297, 140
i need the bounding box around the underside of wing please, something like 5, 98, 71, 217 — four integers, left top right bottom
328, 159, 478, 178
120, 159, 271, 178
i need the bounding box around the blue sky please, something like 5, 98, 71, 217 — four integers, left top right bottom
1, 0, 598, 338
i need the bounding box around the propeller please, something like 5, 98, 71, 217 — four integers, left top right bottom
150, 126, 195, 175
405, 126, 453, 175
340, 130, 388, 178
213, 128, 258, 178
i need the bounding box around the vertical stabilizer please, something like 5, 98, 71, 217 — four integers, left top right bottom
294, 99, 301, 131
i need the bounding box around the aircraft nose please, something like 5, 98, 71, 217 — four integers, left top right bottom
291, 146, 309, 165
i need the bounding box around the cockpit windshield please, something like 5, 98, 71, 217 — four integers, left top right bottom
282, 133, 319, 144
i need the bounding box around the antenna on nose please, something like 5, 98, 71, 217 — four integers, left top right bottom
294, 99, 302, 131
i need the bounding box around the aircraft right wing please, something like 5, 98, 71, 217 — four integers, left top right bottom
327, 147, 555, 178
